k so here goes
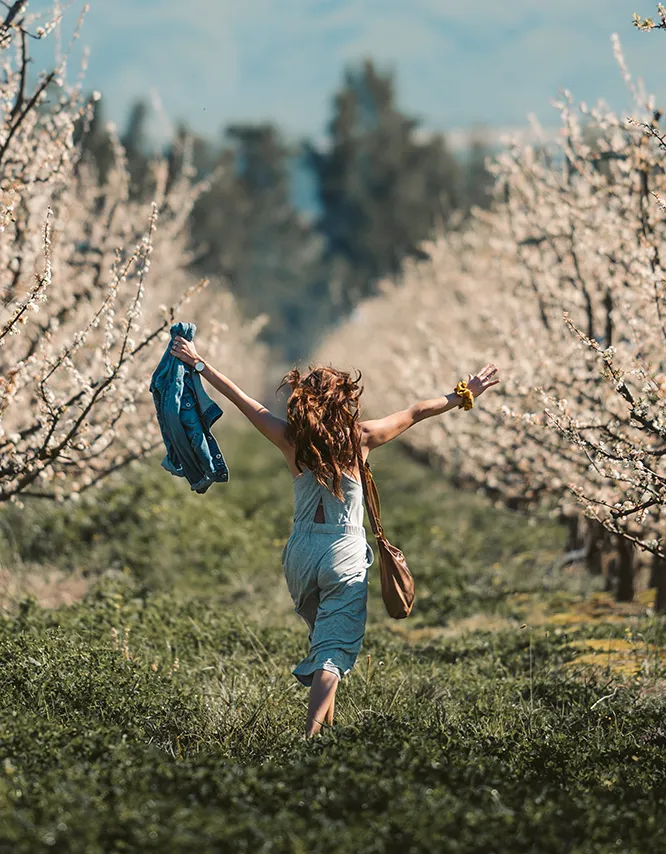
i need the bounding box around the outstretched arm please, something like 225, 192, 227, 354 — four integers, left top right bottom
170, 335, 288, 449
360, 363, 500, 451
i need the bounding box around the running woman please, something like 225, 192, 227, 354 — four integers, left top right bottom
169, 334, 500, 736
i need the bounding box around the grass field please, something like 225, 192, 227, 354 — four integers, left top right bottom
1, 429, 665, 853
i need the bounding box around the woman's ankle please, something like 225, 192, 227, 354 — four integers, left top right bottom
306, 719, 323, 738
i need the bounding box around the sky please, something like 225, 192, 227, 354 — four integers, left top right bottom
27, 0, 666, 148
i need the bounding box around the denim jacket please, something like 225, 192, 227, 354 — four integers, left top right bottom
150, 322, 229, 493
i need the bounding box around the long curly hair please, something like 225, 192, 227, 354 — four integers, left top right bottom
278, 365, 363, 500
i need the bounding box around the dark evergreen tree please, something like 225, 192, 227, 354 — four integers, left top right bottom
463, 133, 494, 213
307, 58, 462, 311
120, 100, 151, 193
74, 97, 114, 183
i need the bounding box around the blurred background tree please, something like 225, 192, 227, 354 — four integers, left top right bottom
307, 59, 462, 313
188, 123, 325, 361
77, 58, 494, 364
73, 98, 114, 183
121, 101, 151, 196
463, 133, 494, 214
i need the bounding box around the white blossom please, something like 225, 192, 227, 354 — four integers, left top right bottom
317, 31, 666, 560
0, 8, 267, 503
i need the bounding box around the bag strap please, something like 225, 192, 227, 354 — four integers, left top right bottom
356, 449, 385, 541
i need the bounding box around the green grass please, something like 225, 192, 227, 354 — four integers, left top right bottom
1, 430, 665, 853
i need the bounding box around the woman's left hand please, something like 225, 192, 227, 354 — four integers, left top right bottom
467, 363, 500, 398
170, 335, 200, 367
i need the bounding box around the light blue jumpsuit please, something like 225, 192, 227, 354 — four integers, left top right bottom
281, 469, 374, 686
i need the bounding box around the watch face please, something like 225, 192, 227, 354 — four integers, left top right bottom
195, 361, 205, 372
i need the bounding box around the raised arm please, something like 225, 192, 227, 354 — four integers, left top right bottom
360, 364, 500, 451
170, 335, 288, 449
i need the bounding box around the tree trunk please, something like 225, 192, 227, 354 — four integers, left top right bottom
614, 536, 634, 603
649, 552, 660, 588
565, 514, 585, 552
652, 554, 666, 614
584, 519, 608, 576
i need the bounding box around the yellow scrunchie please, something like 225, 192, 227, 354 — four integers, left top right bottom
455, 380, 474, 411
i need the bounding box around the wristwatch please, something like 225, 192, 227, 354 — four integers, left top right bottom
194, 360, 206, 373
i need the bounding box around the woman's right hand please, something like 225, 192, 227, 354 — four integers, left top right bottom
170, 335, 201, 367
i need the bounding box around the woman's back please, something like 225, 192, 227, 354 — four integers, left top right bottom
292, 468, 364, 529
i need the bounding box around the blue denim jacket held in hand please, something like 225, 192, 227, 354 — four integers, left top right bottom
150, 321, 229, 493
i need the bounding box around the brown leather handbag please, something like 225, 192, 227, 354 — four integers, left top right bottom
357, 450, 415, 619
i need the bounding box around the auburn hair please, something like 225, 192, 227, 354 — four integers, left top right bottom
278, 365, 363, 500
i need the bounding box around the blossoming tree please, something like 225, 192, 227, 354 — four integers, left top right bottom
317, 25, 666, 609
0, 3, 266, 504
